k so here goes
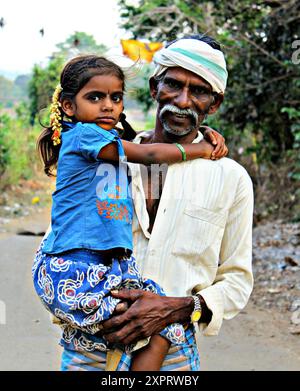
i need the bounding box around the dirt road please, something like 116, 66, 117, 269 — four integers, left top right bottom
0, 209, 299, 371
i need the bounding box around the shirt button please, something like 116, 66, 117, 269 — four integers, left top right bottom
149, 249, 155, 256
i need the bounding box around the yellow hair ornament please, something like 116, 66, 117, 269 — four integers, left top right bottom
50, 84, 63, 146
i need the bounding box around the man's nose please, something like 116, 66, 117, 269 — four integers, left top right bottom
173, 87, 192, 109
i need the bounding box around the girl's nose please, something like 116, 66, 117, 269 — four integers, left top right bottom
102, 96, 113, 111
173, 87, 192, 110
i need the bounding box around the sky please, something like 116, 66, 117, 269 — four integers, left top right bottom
0, 0, 134, 79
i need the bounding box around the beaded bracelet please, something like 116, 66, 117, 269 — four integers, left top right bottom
174, 143, 187, 161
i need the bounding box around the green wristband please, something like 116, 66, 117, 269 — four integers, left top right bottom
174, 143, 187, 161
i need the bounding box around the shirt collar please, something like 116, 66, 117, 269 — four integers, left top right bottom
130, 129, 204, 184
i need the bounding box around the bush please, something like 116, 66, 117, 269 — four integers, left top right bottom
0, 105, 41, 189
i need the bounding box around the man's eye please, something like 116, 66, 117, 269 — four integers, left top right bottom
192, 87, 209, 96
164, 79, 181, 90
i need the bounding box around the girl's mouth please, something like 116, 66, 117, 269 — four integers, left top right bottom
97, 117, 115, 124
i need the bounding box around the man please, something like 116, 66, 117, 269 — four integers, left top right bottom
102, 34, 254, 370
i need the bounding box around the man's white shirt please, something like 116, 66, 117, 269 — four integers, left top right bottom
129, 131, 254, 336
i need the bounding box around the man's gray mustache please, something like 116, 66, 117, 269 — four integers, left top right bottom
159, 104, 198, 124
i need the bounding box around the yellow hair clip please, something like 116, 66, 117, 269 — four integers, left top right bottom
50, 84, 63, 146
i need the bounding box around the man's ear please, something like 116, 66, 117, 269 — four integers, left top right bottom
208, 93, 224, 115
149, 77, 158, 100
61, 99, 75, 117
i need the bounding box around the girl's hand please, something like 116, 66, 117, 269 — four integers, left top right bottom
121, 126, 227, 165
198, 139, 215, 160
200, 125, 228, 160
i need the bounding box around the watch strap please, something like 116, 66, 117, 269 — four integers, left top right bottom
191, 295, 202, 323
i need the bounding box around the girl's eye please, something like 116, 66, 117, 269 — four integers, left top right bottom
112, 94, 123, 103
87, 93, 123, 103
88, 95, 101, 102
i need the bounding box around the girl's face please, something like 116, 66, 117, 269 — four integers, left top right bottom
62, 74, 124, 130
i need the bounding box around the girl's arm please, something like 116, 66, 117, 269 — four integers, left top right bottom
130, 335, 170, 371
98, 139, 215, 164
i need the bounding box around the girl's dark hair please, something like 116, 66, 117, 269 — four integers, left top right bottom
37, 55, 136, 176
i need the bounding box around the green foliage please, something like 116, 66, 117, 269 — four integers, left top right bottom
0, 110, 10, 177
119, 0, 300, 222
127, 63, 154, 114
0, 32, 109, 193
281, 106, 300, 181
28, 56, 64, 124
0, 106, 40, 187
281, 107, 300, 148
144, 113, 156, 130
54, 32, 107, 58
0, 75, 29, 108
0, 77, 14, 104
213, 1, 299, 164
119, 0, 300, 163
118, 0, 206, 41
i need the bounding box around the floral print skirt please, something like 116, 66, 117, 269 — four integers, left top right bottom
32, 238, 186, 354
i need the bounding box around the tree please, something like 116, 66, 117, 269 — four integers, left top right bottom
118, 0, 208, 41
0, 76, 15, 106
118, 0, 300, 221
54, 31, 107, 59
14, 75, 30, 98
28, 56, 65, 124
0, 75, 29, 107
118, 0, 300, 163
126, 63, 155, 114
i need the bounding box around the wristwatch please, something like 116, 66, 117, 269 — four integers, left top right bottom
191, 295, 202, 323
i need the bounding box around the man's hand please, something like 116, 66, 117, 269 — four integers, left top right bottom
101, 289, 193, 345
101, 290, 170, 345
200, 125, 228, 160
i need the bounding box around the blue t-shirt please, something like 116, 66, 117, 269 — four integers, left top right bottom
42, 122, 133, 255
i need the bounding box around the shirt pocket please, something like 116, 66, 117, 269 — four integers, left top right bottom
171, 204, 227, 266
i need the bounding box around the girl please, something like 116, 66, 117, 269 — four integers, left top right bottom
32, 55, 226, 371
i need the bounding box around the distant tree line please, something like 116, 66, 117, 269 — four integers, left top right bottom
0, 75, 30, 107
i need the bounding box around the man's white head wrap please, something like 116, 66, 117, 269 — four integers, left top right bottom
152, 38, 228, 94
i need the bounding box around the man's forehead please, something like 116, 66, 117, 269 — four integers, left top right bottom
164, 67, 212, 89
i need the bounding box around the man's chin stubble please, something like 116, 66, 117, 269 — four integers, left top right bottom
162, 122, 196, 137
